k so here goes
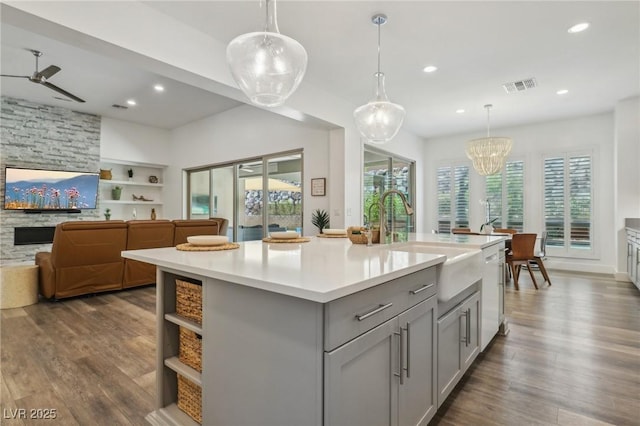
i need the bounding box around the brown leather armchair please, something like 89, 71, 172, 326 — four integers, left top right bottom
35, 220, 128, 299
123, 220, 175, 288
173, 217, 229, 245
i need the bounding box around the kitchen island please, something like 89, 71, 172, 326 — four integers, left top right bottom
122, 233, 505, 426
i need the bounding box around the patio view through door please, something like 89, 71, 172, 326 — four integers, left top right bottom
187, 151, 303, 242
363, 147, 415, 241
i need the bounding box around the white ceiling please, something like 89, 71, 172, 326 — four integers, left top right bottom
1, 1, 639, 139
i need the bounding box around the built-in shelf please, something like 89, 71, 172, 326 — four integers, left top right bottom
100, 179, 164, 187
164, 356, 202, 386
165, 313, 203, 335
146, 404, 200, 426
101, 200, 162, 206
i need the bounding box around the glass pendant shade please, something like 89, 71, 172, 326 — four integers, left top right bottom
354, 14, 405, 144
465, 105, 512, 176
226, 0, 307, 107
354, 73, 406, 143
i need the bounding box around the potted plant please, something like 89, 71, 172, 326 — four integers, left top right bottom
104, 208, 111, 220
311, 209, 330, 234
112, 186, 122, 200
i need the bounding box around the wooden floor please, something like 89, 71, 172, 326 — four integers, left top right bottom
1, 274, 639, 425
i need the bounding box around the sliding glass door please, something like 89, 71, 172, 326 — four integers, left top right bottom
363, 147, 415, 241
187, 150, 303, 242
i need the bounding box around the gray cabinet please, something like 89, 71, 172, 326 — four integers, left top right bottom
627, 229, 640, 290
398, 298, 437, 426
437, 291, 480, 407
324, 296, 437, 426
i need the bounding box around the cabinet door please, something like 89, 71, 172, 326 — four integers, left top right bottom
325, 317, 399, 426
460, 291, 481, 370
398, 296, 437, 426
437, 305, 463, 407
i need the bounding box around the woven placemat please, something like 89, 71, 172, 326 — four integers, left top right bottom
316, 233, 348, 238
176, 242, 240, 251
262, 237, 311, 243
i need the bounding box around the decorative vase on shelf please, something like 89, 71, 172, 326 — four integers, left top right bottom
151, 208, 156, 220
112, 186, 122, 200
127, 168, 133, 181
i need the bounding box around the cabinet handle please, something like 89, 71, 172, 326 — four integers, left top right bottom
393, 330, 404, 385
637, 248, 640, 265
404, 323, 411, 378
410, 283, 434, 295
355, 303, 393, 321
460, 310, 468, 345
466, 308, 471, 346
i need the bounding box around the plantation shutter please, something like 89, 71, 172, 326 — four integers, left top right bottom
437, 166, 451, 233
569, 155, 592, 248
454, 166, 469, 228
485, 173, 503, 228
544, 157, 565, 247
505, 161, 524, 231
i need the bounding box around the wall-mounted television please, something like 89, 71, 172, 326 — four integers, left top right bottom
4, 167, 99, 211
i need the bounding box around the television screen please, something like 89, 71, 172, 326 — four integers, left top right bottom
4, 167, 99, 210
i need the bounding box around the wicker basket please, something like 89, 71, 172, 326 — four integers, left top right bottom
177, 374, 202, 424
176, 279, 202, 324
179, 327, 202, 372
347, 226, 380, 244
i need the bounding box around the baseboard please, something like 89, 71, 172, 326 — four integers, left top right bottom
613, 272, 633, 282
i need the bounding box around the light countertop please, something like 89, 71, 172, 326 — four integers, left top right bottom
122, 233, 505, 303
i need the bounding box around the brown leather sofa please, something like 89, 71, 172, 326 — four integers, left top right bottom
123, 220, 175, 289
36, 220, 128, 299
35, 218, 228, 299
173, 218, 228, 245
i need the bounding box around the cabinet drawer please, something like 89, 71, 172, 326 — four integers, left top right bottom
324, 267, 436, 351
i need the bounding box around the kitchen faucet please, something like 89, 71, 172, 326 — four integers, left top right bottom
376, 189, 414, 243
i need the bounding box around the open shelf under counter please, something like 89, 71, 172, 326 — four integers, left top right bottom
146, 403, 200, 426
164, 357, 202, 386
164, 313, 202, 335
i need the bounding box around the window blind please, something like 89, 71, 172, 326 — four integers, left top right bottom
485, 160, 524, 231
437, 166, 451, 233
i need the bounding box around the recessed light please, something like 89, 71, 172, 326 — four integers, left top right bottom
568, 22, 590, 33
423, 65, 438, 73
126, 99, 137, 106
154, 84, 165, 92
556, 89, 569, 95
456, 109, 465, 114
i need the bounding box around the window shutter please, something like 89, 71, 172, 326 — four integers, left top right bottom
437, 167, 451, 233
544, 157, 565, 247
505, 161, 524, 231
569, 155, 591, 249
485, 160, 524, 231
454, 166, 469, 228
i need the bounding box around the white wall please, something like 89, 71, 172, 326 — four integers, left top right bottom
165, 105, 330, 234
614, 96, 640, 279
424, 113, 617, 275
100, 117, 171, 165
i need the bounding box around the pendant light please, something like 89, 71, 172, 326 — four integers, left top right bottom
465, 104, 512, 176
353, 14, 406, 144
226, 0, 308, 107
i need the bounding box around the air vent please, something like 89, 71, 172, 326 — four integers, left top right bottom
111, 104, 128, 109
503, 78, 537, 94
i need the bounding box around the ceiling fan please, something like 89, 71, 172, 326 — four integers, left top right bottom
1, 49, 85, 103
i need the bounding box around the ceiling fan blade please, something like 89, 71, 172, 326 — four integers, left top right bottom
37, 65, 61, 80
0, 74, 30, 78
41, 81, 85, 103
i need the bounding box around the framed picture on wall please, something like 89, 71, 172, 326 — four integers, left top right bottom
311, 178, 326, 196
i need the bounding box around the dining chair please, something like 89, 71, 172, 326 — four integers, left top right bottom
494, 228, 517, 234
506, 233, 539, 290
527, 231, 551, 285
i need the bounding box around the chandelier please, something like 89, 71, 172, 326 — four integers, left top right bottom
353, 14, 405, 144
465, 104, 512, 175
226, 0, 307, 107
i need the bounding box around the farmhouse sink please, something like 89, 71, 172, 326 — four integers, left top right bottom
391, 243, 483, 302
